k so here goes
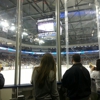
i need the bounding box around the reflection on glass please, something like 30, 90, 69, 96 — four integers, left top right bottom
61, 0, 98, 77
0, 0, 17, 85
0, 52, 15, 85
0, 0, 99, 85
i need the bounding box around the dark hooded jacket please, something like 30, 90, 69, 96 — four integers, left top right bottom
0, 73, 4, 89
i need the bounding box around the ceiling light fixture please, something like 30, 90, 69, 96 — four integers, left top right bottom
34, 38, 39, 41
89, 3, 91, 6
23, 29, 27, 31
39, 40, 45, 44
11, 23, 14, 25
7, 43, 12, 44
10, 26, 16, 31
98, 31, 100, 37
22, 32, 28, 36
1, 20, 9, 27
73, 6, 76, 9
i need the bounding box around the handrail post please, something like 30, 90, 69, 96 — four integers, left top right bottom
64, 0, 69, 68
56, 0, 61, 81
95, 0, 100, 58
15, 0, 23, 98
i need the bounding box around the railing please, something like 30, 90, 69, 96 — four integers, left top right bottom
3, 84, 33, 89
1, 82, 62, 100
3, 82, 61, 88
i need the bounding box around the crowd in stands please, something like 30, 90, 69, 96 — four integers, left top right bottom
0, 54, 40, 69
0, 52, 99, 70
62, 53, 99, 65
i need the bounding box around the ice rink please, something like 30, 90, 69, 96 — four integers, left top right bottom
1, 65, 90, 85
1, 69, 33, 85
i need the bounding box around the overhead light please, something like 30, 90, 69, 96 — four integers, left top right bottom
91, 34, 93, 36
39, 40, 45, 44
73, 6, 76, 9
2, 27, 8, 32
23, 29, 27, 31
10, 26, 15, 31
11, 23, 14, 25
1, 20, 9, 27
98, 32, 100, 37
89, 3, 91, 6
22, 32, 28, 36
7, 43, 12, 44
34, 38, 39, 41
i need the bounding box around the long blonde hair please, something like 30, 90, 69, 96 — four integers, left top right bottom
36, 53, 56, 88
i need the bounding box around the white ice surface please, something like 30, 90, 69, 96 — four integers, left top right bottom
1, 65, 90, 85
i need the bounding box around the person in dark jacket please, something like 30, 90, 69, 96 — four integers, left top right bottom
0, 65, 4, 89
62, 54, 91, 100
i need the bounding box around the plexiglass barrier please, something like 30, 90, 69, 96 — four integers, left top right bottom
0, 0, 99, 86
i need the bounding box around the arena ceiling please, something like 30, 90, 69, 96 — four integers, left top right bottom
0, 0, 98, 47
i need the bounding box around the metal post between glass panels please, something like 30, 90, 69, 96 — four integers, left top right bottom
15, 0, 23, 98
95, 0, 100, 58
64, 0, 69, 68
56, 0, 61, 81
19, 6, 23, 86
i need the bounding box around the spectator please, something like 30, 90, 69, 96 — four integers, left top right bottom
0, 65, 5, 89
90, 59, 100, 92
31, 53, 60, 100
62, 54, 91, 100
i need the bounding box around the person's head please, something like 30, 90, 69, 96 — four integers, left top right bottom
36, 53, 56, 87
0, 64, 3, 72
72, 54, 81, 64
40, 53, 56, 71
96, 59, 100, 71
